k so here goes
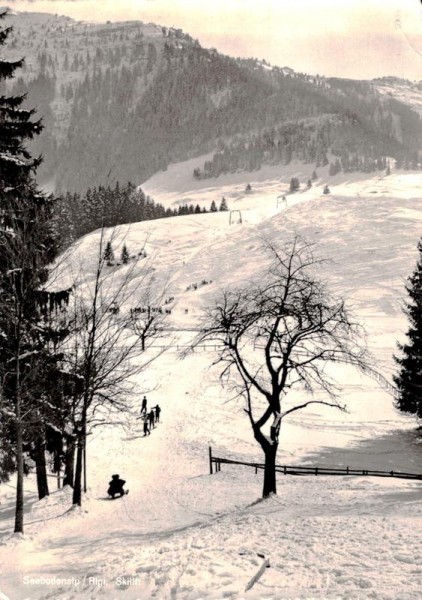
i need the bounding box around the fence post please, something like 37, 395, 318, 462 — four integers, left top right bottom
209, 446, 213, 475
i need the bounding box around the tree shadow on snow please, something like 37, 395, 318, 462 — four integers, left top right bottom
0, 489, 39, 534
301, 428, 422, 474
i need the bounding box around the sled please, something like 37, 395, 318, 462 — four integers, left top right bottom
107, 489, 129, 499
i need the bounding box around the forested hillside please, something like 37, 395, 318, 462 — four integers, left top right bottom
53, 182, 226, 246
2, 12, 422, 193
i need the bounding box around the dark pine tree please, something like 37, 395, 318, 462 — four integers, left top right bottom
394, 240, 422, 418
104, 240, 114, 265
0, 9, 60, 533
289, 177, 300, 193
219, 197, 228, 211
210, 200, 217, 212
121, 243, 130, 264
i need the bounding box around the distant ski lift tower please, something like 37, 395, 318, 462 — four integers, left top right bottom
277, 195, 287, 208
229, 210, 243, 225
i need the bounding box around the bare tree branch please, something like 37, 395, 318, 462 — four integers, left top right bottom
186, 237, 368, 498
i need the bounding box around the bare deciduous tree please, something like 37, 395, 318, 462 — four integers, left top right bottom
129, 288, 168, 351
55, 228, 168, 506
190, 238, 367, 497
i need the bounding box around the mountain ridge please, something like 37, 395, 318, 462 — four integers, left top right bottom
2, 11, 422, 193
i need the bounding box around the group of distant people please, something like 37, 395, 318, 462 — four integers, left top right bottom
106, 396, 161, 499
139, 395, 161, 436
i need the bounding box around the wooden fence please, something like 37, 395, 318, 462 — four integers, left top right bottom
359, 364, 399, 399
208, 447, 422, 481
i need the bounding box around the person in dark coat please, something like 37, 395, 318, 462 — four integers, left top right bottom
141, 395, 147, 415
107, 474, 126, 498
148, 409, 155, 429
143, 418, 150, 436
155, 405, 161, 423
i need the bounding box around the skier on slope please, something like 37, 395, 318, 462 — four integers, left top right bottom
140, 395, 147, 415
107, 474, 127, 499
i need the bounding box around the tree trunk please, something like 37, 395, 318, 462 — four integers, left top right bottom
262, 443, 278, 498
14, 422, 24, 533
53, 438, 63, 489
83, 422, 87, 492
63, 436, 75, 488
72, 436, 83, 506
34, 437, 49, 500
14, 336, 24, 534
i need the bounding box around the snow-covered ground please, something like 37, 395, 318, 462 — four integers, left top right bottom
374, 80, 422, 117
1, 164, 422, 600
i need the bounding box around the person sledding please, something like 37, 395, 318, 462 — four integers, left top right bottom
107, 474, 127, 499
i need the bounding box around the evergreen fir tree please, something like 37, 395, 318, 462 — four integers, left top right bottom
289, 177, 300, 193
210, 200, 217, 212
329, 159, 341, 176
219, 197, 228, 211
104, 240, 114, 264
53, 192, 75, 247
394, 240, 422, 418
121, 243, 130, 264
0, 9, 63, 532
335, 158, 342, 174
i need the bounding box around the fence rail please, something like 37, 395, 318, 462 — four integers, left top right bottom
359, 364, 399, 399
208, 447, 422, 480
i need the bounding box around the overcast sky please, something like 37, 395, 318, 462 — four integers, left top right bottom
7, 0, 422, 79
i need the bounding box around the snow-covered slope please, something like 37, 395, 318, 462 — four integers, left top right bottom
1, 165, 422, 600
374, 78, 422, 116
